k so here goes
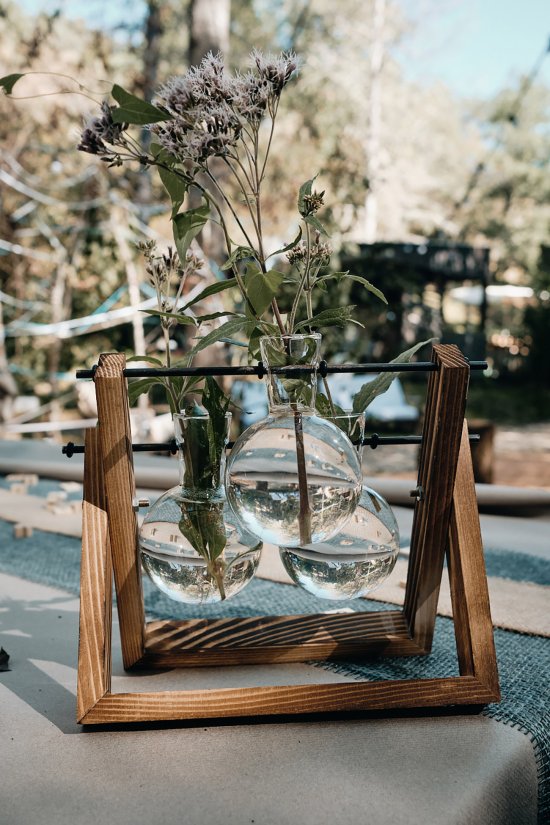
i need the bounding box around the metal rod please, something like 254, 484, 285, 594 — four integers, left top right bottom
76, 359, 488, 380
62, 433, 480, 458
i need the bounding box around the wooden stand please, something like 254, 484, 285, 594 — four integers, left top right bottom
76, 344, 500, 724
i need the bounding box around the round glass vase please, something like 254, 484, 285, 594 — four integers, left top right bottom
279, 412, 400, 600
139, 412, 262, 604
225, 334, 362, 547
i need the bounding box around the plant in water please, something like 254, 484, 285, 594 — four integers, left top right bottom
2, 53, 431, 575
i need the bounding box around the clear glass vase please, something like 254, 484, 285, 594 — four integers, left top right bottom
279, 412, 399, 600
139, 412, 262, 604
225, 335, 362, 547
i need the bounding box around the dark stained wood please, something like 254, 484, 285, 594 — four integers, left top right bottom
80, 676, 498, 725
94, 353, 145, 668
75, 345, 500, 724
447, 422, 500, 698
404, 345, 470, 651
77, 428, 112, 722
141, 611, 422, 667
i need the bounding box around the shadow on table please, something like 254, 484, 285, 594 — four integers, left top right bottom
0, 589, 82, 735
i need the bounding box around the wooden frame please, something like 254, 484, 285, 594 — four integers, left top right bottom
77, 345, 499, 724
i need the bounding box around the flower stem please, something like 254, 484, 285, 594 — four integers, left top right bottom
293, 408, 312, 545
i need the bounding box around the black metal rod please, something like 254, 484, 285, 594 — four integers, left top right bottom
76, 359, 488, 380
62, 433, 480, 458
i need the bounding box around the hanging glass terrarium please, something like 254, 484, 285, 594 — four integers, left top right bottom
139, 412, 262, 604
225, 334, 363, 547
279, 412, 400, 600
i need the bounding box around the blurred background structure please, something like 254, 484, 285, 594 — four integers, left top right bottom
0, 0, 549, 487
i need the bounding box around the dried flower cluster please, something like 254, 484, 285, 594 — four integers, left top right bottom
287, 237, 333, 266
137, 240, 203, 330
150, 51, 297, 164
78, 101, 127, 157
74, 49, 385, 357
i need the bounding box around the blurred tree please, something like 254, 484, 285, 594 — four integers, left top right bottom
0, 2, 141, 413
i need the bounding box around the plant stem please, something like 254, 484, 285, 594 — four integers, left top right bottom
322, 376, 337, 418
208, 558, 227, 601
293, 408, 312, 544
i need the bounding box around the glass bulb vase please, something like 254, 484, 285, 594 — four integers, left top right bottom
226, 334, 363, 547
279, 412, 399, 600
139, 412, 262, 604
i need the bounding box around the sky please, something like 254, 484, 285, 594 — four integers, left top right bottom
400, 0, 550, 98
16, 0, 550, 100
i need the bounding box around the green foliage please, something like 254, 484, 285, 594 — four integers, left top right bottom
352, 339, 435, 414
294, 306, 361, 332
178, 502, 227, 564
266, 227, 302, 260
178, 277, 238, 313
187, 316, 252, 356
172, 202, 210, 262
0, 73, 24, 94
150, 142, 190, 218
245, 267, 285, 317
221, 246, 256, 270
111, 84, 171, 125
304, 214, 329, 236
317, 271, 387, 304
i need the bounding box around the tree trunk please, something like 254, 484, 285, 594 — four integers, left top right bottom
363, 0, 386, 244
188, 0, 230, 66
188, 0, 232, 263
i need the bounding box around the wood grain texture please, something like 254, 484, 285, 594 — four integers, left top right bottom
79, 676, 498, 724
77, 428, 112, 722
404, 345, 470, 651
76, 347, 500, 725
141, 611, 422, 667
447, 422, 500, 698
94, 353, 145, 668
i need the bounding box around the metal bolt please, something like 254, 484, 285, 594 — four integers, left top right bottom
132, 497, 150, 512
409, 485, 424, 501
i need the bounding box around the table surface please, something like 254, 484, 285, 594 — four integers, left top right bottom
1, 472, 548, 825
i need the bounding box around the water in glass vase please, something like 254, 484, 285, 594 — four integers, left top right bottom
140, 493, 261, 604
227, 415, 362, 546
279, 486, 399, 600
139, 411, 262, 604
226, 334, 362, 547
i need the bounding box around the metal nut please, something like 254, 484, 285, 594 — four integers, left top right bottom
409, 485, 424, 501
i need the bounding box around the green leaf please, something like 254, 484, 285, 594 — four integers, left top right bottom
266, 226, 302, 260
245, 268, 285, 317
111, 84, 171, 125
352, 338, 436, 414
304, 214, 329, 236
178, 277, 237, 313
346, 274, 386, 304
142, 309, 197, 325
294, 306, 360, 332
195, 311, 242, 325
188, 317, 252, 356
150, 142, 190, 216
158, 167, 188, 217
150, 141, 179, 165
126, 354, 164, 366
314, 393, 346, 418
172, 203, 210, 262
316, 271, 387, 304
298, 175, 317, 216
202, 376, 231, 478
220, 246, 256, 271
127, 378, 160, 405
0, 74, 24, 95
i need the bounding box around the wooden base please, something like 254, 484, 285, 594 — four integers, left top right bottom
76, 346, 500, 725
